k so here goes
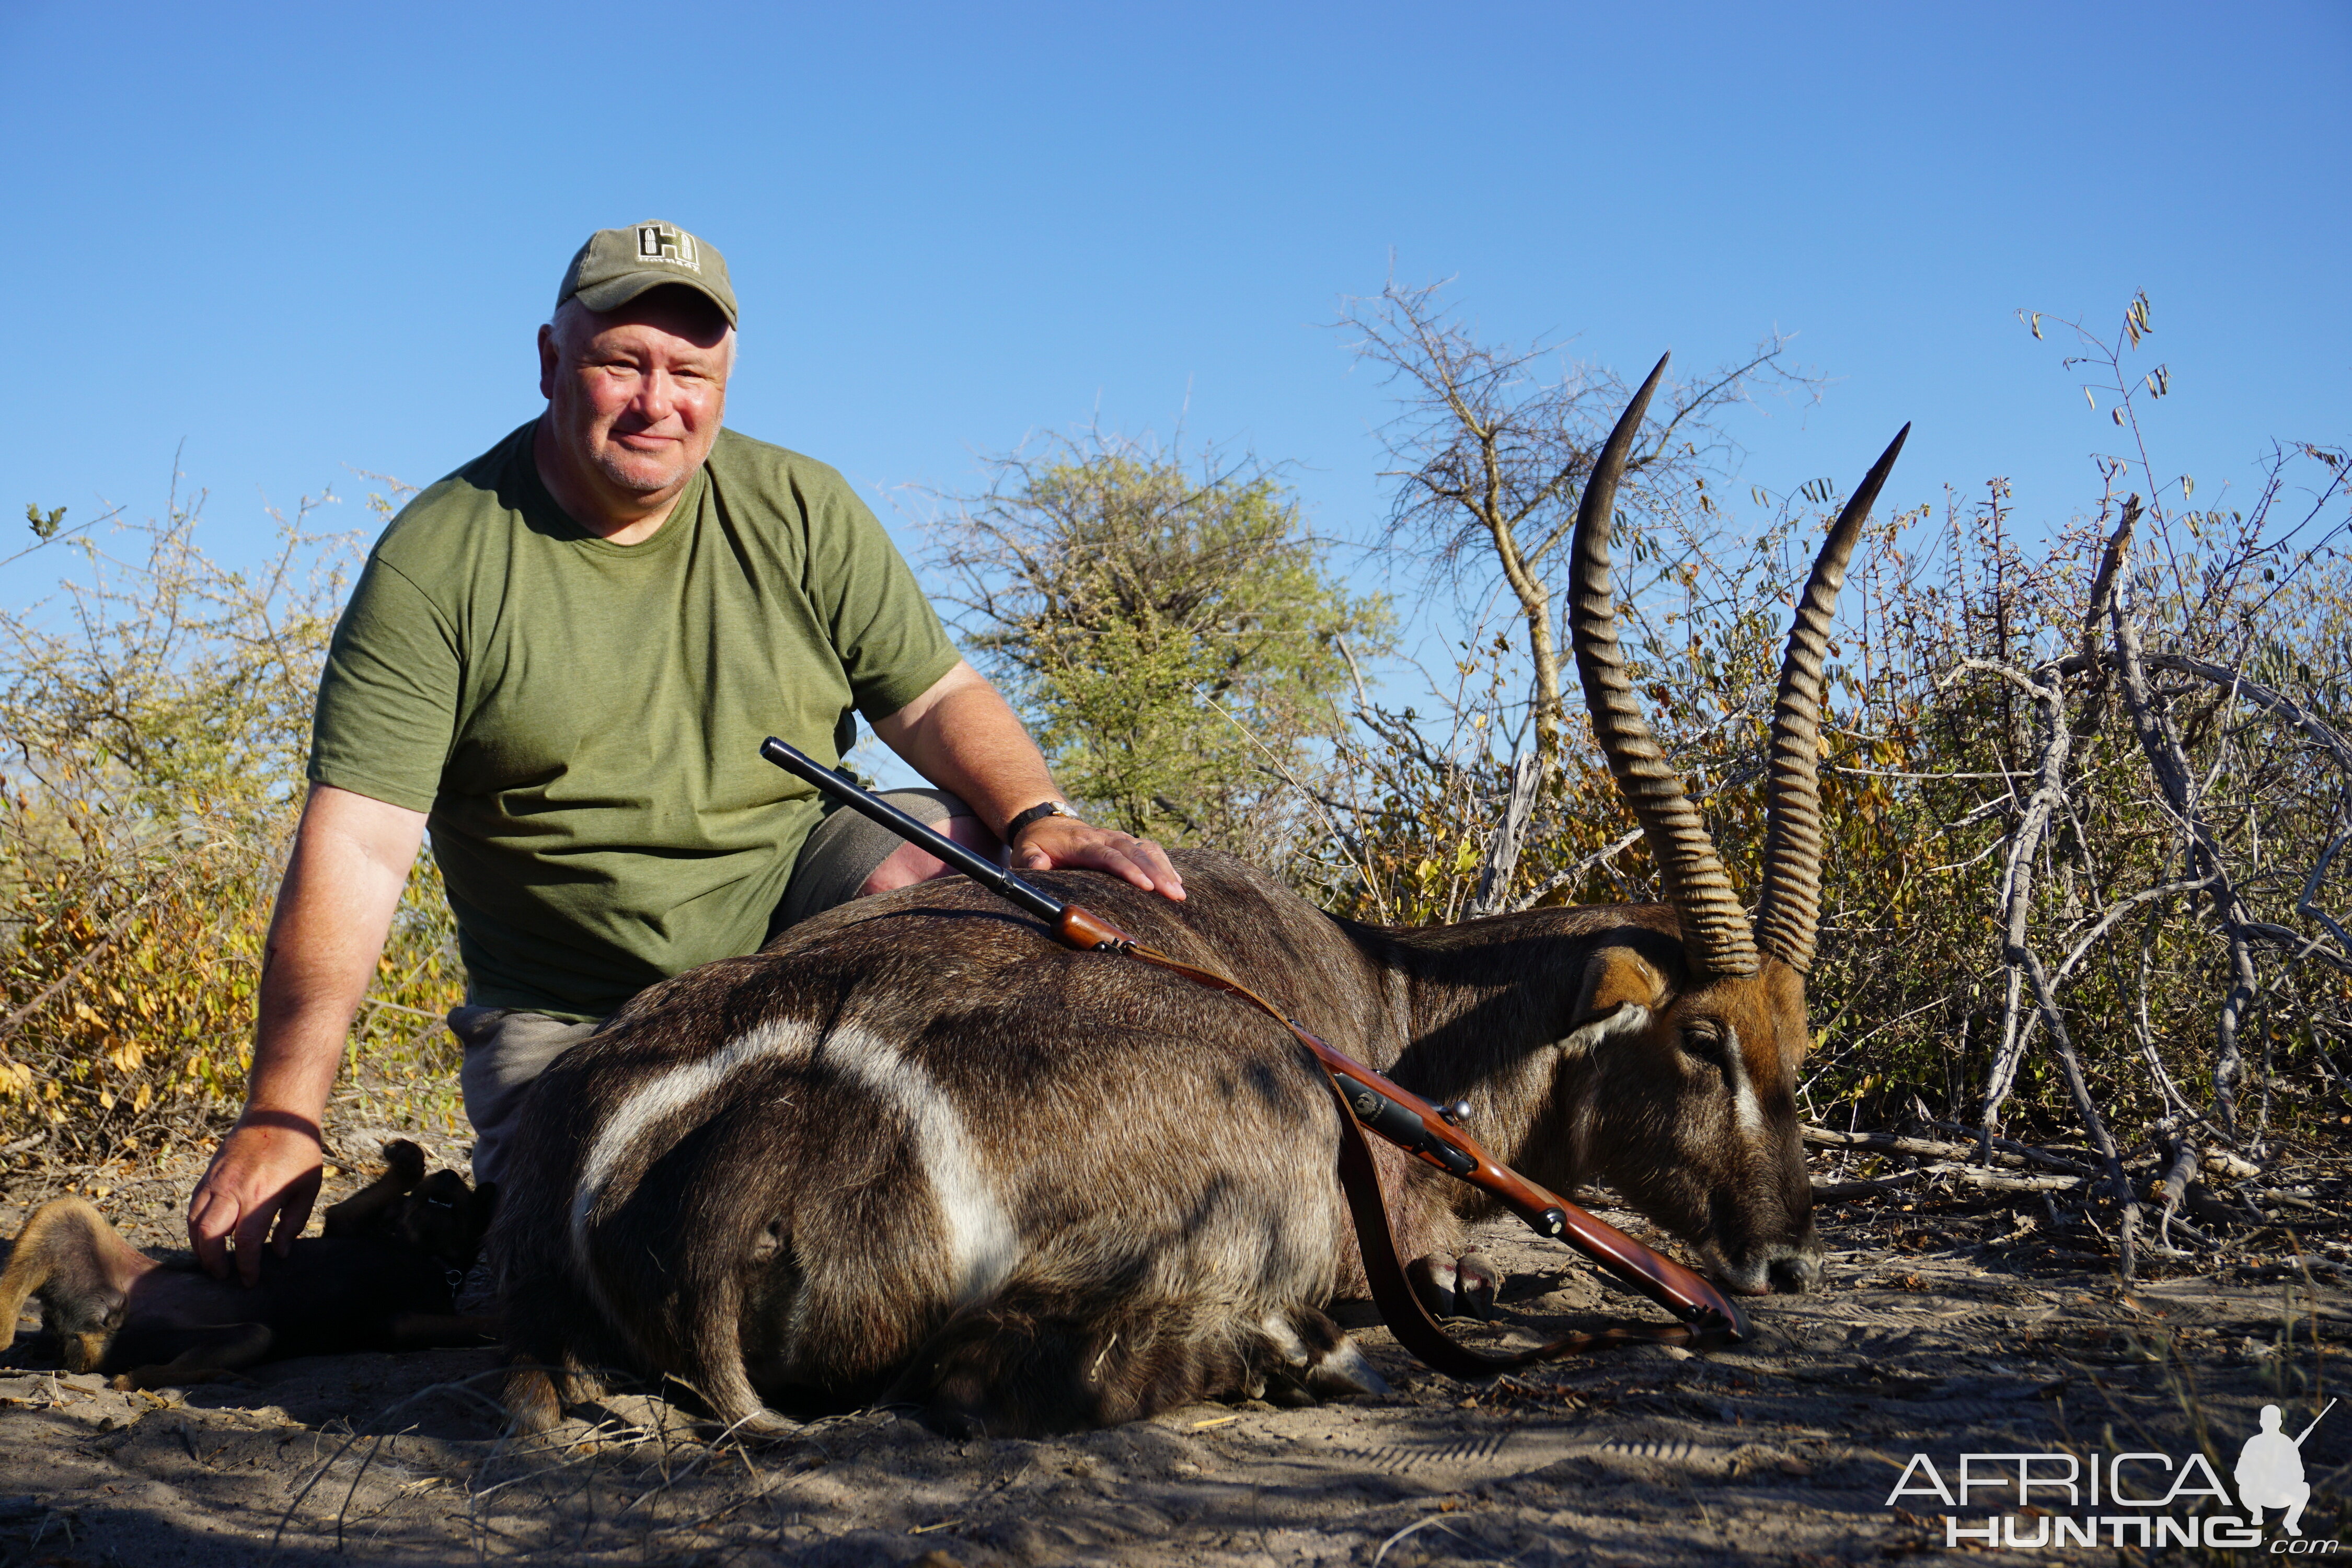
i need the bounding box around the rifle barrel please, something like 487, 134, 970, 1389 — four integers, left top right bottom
759, 737, 1067, 925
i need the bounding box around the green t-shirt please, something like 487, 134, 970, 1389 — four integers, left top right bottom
308, 421, 961, 1020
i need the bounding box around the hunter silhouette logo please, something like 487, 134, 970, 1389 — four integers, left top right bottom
2240, 1400, 2332, 1538
1885, 1399, 2337, 1551
636, 224, 701, 272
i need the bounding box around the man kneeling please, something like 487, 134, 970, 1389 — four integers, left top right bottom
187, 221, 1184, 1284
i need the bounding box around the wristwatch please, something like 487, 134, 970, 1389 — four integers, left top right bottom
1004, 800, 1078, 843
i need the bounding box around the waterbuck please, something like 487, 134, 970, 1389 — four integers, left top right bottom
490, 363, 1904, 1436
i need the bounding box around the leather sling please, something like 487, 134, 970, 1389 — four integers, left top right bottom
1104, 930, 1748, 1375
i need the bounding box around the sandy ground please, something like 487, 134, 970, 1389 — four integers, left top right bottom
3, 1136, 2346, 1567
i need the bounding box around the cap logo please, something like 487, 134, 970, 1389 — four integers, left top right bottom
635, 224, 702, 273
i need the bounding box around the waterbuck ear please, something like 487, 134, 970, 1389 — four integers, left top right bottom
1561, 947, 1667, 1052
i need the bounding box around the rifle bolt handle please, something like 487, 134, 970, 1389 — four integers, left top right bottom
1439, 1100, 1473, 1124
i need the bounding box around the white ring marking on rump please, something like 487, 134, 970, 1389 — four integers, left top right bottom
565, 1019, 1017, 1322
569, 1018, 809, 1297
821, 1028, 1019, 1306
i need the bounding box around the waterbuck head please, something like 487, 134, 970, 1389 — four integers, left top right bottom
1565, 358, 1906, 1295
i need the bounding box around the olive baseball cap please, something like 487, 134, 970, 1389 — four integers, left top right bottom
556, 221, 737, 327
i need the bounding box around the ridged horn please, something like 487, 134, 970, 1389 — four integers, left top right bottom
1753, 424, 1909, 972
1569, 354, 1759, 979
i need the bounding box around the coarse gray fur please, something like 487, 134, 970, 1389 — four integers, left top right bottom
490, 854, 1820, 1437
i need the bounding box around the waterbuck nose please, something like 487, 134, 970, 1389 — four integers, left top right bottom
1766, 1251, 1820, 1295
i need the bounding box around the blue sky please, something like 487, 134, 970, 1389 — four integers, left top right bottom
4, 2, 2345, 696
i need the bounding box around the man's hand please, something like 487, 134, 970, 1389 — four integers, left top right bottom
188, 1116, 324, 1286
1010, 813, 1185, 900
872, 661, 1187, 903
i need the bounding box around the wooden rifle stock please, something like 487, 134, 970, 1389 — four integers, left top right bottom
764, 737, 1749, 1366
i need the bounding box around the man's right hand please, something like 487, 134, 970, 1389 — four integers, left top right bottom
188, 1115, 326, 1286
184, 784, 428, 1287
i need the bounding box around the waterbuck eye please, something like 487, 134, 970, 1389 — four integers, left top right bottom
1679, 1024, 1727, 1060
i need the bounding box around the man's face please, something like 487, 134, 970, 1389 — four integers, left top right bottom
537, 289, 733, 507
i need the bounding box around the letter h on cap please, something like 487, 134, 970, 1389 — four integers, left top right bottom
637, 224, 700, 270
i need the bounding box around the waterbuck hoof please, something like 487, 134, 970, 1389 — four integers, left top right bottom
1302, 1338, 1390, 1399
1408, 1251, 1501, 1321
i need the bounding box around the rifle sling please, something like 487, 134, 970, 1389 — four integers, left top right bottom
1114, 939, 1723, 1376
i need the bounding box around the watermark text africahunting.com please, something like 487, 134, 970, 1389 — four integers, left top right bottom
1888, 1405, 2334, 1552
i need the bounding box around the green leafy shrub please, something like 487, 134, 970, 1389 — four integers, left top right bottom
926, 433, 1391, 862
0, 481, 464, 1161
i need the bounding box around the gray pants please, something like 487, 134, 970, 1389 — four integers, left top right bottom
453, 788, 971, 1186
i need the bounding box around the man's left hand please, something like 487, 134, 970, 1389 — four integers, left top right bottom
1013, 815, 1185, 901
871, 660, 1187, 903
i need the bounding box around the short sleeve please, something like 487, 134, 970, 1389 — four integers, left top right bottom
307, 556, 461, 812
800, 478, 961, 722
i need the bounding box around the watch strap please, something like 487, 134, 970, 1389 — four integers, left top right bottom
1004, 800, 1076, 842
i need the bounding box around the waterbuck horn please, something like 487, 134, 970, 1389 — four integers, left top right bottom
1569, 353, 1760, 979
1750, 425, 1909, 972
